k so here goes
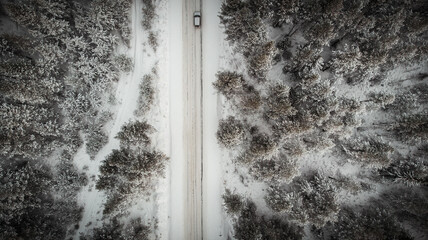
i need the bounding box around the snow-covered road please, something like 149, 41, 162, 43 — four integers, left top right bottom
168, 0, 225, 239
183, 0, 203, 239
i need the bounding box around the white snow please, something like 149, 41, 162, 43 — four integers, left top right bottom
202, 0, 227, 239
167, 0, 186, 239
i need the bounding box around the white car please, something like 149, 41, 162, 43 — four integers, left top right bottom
194, 11, 201, 27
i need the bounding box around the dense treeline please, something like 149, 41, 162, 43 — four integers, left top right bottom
217, 0, 428, 238
0, 0, 133, 238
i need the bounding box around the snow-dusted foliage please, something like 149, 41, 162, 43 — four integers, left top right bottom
218, 0, 428, 235
325, 207, 412, 240
266, 172, 339, 228
222, 189, 244, 215
216, 116, 245, 148
97, 120, 167, 216
115, 54, 133, 73
80, 217, 151, 240
213, 71, 245, 99
233, 200, 303, 240
135, 74, 156, 117
0, 0, 132, 237
0, 161, 85, 239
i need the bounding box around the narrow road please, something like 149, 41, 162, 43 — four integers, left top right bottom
183, 0, 203, 239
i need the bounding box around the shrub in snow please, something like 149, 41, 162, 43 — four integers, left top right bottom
304, 19, 336, 46
81, 217, 150, 240
379, 187, 428, 234
97, 148, 167, 194
142, 0, 156, 31
390, 113, 428, 142
328, 207, 412, 240
285, 44, 322, 74
219, 1, 266, 47
248, 41, 277, 81
114, 54, 133, 73
116, 120, 154, 149
270, 0, 299, 27
259, 216, 303, 240
342, 137, 393, 168
135, 74, 156, 116
365, 92, 395, 110
266, 173, 339, 228
213, 71, 245, 99
239, 85, 262, 113
86, 124, 109, 159
97, 146, 167, 214
216, 116, 245, 148
249, 133, 278, 159
379, 159, 428, 186
148, 31, 158, 51
264, 84, 296, 120
234, 201, 260, 240
250, 156, 298, 183
294, 173, 339, 228
234, 200, 303, 240
331, 172, 367, 195
265, 185, 295, 213
222, 189, 243, 215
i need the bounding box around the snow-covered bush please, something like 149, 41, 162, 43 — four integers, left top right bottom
265, 185, 295, 213
219, 1, 266, 47
142, 0, 156, 31
234, 201, 303, 240
148, 31, 159, 51
86, 125, 109, 159
264, 84, 296, 120
342, 137, 393, 168
135, 74, 155, 116
80, 217, 150, 240
115, 54, 133, 72
266, 173, 339, 228
222, 189, 243, 215
250, 157, 298, 182
379, 159, 428, 186
213, 71, 245, 99
248, 133, 278, 159
304, 19, 336, 46
293, 173, 339, 228
248, 41, 277, 81
328, 207, 412, 240
390, 113, 428, 142
239, 85, 262, 113
97, 148, 167, 191
216, 116, 245, 148
116, 120, 154, 149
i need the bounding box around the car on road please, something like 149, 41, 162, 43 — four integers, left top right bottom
194, 11, 201, 27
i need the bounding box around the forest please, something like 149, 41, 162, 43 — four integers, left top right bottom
216, 0, 428, 239
0, 0, 166, 239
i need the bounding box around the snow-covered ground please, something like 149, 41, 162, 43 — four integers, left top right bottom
167, 0, 186, 239
202, 0, 227, 239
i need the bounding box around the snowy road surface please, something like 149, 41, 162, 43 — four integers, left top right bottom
183, 0, 203, 239
169, 0, 224, 239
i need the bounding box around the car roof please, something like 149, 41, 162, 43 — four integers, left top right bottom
194, 11, 201, 16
